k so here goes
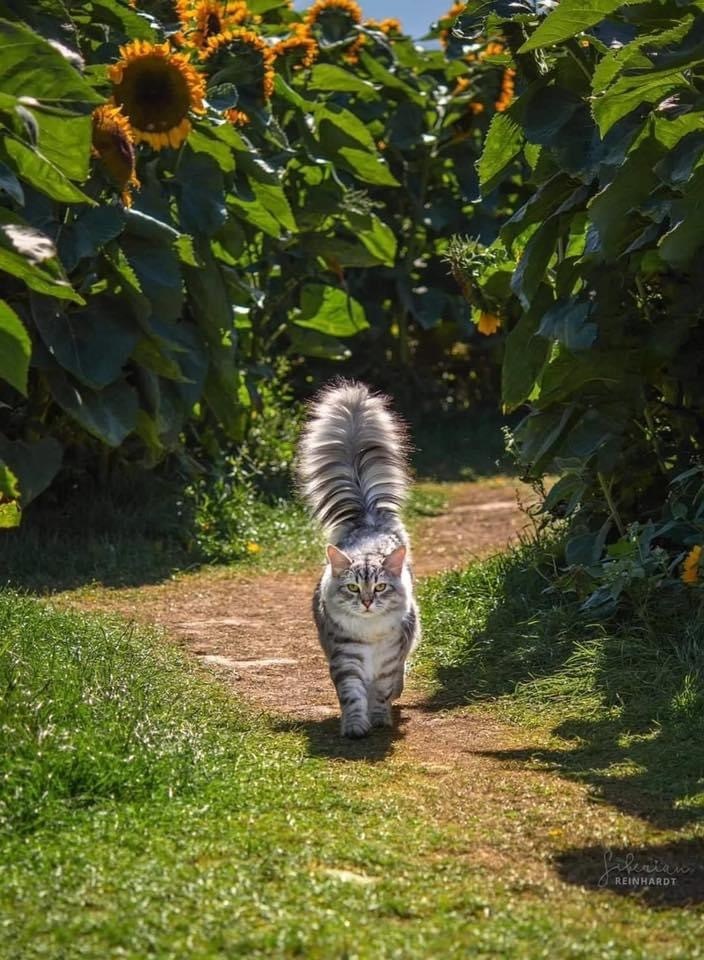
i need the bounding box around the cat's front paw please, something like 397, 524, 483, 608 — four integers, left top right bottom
370, 704, 392, 728
341, 714, 371, 739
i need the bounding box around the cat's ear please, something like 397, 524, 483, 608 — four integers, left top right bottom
327, 544, 352, 576
383, 545, 406, 577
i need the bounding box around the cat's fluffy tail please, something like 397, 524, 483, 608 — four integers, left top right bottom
297, 380, 410, 540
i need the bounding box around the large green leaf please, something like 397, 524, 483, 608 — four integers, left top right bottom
0, 19, 102, 104
588, 135, 661, 257
294, 284, 368, 337
316, 102, 379, 154
336, 147, 400, 187
0, 299, 30, 395
347, 212, 397, 266
537, 298, 597, 351
519, 0, 626, 52
0, 436, 62, 506
358, 50, 424, 106
176, 149, 227, 238
2, 133, 92, 204
593, 67, 688, 137
33, 106, 91, 182
510, 219, 560, 308
32, 294, 140, 390
58, 205, 126, 273
121, 235, 184, 322
309, 64, 379, 97
0, 208, 82, 302
502, 290, 553, 411
659, 168, 704, 269
48, 371, 138, 447
478, 111, 524, 193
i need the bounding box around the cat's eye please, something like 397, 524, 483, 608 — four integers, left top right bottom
374, 583, 387, 592
346, 583, 360, 592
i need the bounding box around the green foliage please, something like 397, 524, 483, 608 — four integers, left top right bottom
0, 0, 511, 513
454, 0, 704, 600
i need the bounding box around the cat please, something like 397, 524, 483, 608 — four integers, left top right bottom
297, 380, 420, 738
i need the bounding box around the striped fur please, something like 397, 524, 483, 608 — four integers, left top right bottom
298, 381, 421, 738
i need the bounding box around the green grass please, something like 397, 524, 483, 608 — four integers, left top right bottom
2, 564, 704, 958
417, 536, 704, 828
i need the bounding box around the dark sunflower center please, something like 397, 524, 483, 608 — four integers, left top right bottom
205, 13, 221, 39
116, 57, 190, 132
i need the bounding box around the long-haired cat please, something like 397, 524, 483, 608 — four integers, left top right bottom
297, 381, 420, 738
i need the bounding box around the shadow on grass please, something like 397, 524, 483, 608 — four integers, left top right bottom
554, 838, 704, 906
0, 471, 201, 593
272, 707, 408, 762
416, 541, 704, 829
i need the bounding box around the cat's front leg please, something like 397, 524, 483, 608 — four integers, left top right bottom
368, 689, 393, 728
330, 651, 371, 738
368, 661, 398, 727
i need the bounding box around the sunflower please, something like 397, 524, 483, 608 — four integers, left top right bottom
202, 29, 276, 101
364, 17, 402, 36
477, 311, 501, 335
91, 104, 140, 206
682, 545, 702, 584
305, 0, 362, 27
272, 23, 318, 70
179, 0, 259, 49
109, 40, 205, 150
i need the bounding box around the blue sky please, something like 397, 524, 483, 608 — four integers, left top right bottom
294, 1, 449, 39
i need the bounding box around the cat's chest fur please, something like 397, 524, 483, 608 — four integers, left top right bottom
329, 605, 403, 645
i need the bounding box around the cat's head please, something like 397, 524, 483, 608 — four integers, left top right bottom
325, 543, 408, 616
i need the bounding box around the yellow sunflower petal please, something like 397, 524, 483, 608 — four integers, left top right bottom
682, 545, 702, 584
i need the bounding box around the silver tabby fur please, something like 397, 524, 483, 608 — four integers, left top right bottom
297, 380, 420, 738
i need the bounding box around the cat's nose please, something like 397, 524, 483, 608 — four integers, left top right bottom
362, 598, 372, 609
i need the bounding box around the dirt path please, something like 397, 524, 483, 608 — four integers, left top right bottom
78, 479, 533, 726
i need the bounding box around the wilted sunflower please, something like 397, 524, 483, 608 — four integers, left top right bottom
477, 311, 501, 336
203, 29, 276, 101
91, 104, 140, 206
180, 0, 259, 49
109, 40, 205, 150
682, 545, 702, 584
272, 23, 318, 70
